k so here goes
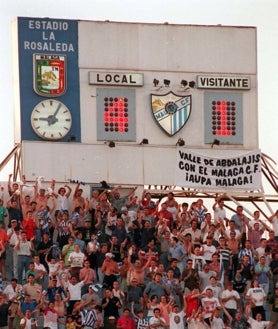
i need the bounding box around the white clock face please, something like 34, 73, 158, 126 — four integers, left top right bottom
31, 99, 72, 140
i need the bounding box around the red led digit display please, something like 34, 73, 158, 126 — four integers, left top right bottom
211, 100, 236, 136
103, 97, 129, 133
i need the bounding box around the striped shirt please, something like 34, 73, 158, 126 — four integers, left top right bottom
219, 247, 232, 262
81, 309, 98, 327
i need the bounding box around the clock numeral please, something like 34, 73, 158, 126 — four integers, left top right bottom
33, 118, 38, 121
64, 127, 69, 131
65, 119, 71, 122
42, 132, 46, 136
59, 132, 62, 137
35, 109, 40, 113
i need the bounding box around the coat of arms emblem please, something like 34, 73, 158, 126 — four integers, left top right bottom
151, 92, 191, 136
33, 54, 66, 96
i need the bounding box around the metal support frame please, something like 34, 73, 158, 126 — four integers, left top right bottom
0, 144, 277, 220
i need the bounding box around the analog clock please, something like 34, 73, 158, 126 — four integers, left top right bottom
30, 99, 72, 140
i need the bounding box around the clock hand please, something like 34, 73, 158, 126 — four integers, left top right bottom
52, 103, 62, 118
38, 117, 51, 122
48, 103, 62, 125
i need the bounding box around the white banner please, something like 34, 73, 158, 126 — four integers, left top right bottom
175, 149, 262, 190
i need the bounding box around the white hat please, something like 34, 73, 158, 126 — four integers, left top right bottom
105, 252, 114, 258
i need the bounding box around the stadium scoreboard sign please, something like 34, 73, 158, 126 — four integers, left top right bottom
197, 75, 251, 89
13, 18, 259, 188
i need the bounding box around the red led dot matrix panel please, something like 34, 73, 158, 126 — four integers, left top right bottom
103, 97, 129, 133
211, 100, 236, 136
97, 89, 136, 141
204, 92, 243, 144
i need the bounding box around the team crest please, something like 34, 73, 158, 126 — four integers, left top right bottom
33, 54, 66, 96
151, 91, 191, 136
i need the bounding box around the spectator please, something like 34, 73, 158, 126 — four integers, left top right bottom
201, 287, 221, 325
3, 278, 22, 329
102, 288, 121, 326
51, 181, 72, 213
79, 260, 96, 295
101, 253, 120, 289
116, 308, 135, 329
16, 232, 34, 284
245, 303, 272, 328
267, 210, 278, 240
148, 308, 167, 329
19, 308, 38, 329
144, 273, 170, 303
68, 243, 86, 278
221, 281, 241, 319
245, 279, 267, 320
181, 259, 200, 294
269, 283, 278, 328
126, 278, 144, 313
23, 274, 42, 303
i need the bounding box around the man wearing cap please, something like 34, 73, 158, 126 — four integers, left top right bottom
107, 316, 117, 329
81, 285, 100, 310
101, 253, 120, 289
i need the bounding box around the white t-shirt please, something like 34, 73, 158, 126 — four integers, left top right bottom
221, 289, 240, 309
149, 316, 166, 329
169, 311, 185, 329
210, 317, 225, 329
247, 317, 270, 329
246, 287, 266, 306
201, 296, 221, 319
202, 244, 216, 262
68, 251, 86, 267
66, 281, 84, 300
191, 254, 206, 271
20, 318, 33, 329
214, 207, 226, 223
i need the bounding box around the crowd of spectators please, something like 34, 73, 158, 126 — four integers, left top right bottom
0, 174, 277, 329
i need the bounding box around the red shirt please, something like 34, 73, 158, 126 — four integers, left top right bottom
22, 218, 36, 240
185, 294, 199, 317
116, 317, 136, 329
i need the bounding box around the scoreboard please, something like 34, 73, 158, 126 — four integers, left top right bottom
13, 18, 258, 186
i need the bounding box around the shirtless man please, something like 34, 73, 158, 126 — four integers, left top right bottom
101, 252, 120, 289
35, 184, 50, 212
20, 193, 33, 219
72, 183, 85, 211
222, 222, 243, 280
53, 291, 69, 324
127, 251, 152, 287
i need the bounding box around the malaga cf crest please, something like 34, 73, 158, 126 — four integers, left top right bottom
33, 54, 66, 96
151, 92, 191, 136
